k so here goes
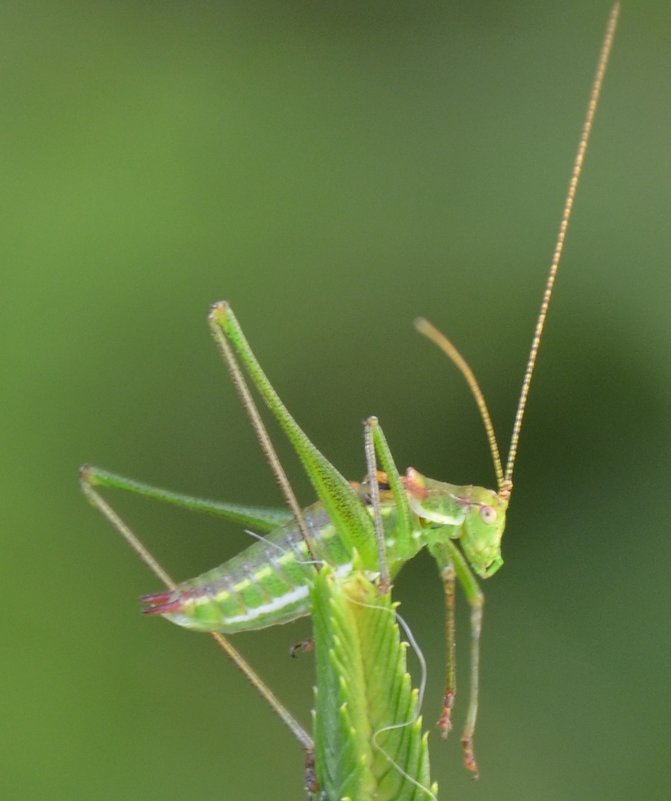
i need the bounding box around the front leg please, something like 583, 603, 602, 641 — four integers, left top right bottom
429, 539, 484, 778
438, 559, 457, 738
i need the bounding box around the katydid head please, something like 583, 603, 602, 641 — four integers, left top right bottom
458, 486, 507, 578
405, 468, 507, 579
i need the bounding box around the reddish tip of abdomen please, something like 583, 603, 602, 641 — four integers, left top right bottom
140, 590, 185, 616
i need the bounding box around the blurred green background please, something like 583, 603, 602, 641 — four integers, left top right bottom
3, 2, 670, 800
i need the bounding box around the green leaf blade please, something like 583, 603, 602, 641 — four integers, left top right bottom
312, 566, 435, 801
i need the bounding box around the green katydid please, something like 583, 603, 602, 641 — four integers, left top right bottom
80, 2, 619, 791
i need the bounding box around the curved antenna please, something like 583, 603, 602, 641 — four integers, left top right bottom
503, 3, 620, 493
415, 317, 506, 494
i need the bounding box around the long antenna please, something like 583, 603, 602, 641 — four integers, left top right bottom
503, 2, 620, 494
416, 4, 619, 501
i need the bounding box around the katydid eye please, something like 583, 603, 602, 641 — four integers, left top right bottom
479, 505, 497, 524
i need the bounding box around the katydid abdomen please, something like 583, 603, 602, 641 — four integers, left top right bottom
141, 501, 397, 633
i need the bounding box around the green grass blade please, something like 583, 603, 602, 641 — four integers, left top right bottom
312, 566, 436, 801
